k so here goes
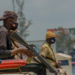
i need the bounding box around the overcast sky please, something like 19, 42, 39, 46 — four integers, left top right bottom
0, 0, 75, 41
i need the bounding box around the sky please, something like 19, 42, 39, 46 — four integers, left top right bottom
0, 0, 75, 41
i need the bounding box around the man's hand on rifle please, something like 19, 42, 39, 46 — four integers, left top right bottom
10, 47, 33, 58
20, 47, 33, 57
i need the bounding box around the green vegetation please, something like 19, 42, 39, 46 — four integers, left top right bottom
55, 27, 75, 54
12, 0, 32, 40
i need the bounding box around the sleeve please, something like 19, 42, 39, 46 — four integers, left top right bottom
0, 50, 11, 58
40, 46, 48, 57
0, 32, 7, 49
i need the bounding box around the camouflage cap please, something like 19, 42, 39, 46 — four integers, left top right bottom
0, 11, 18, 20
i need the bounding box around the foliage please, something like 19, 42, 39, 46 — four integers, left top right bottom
12, 0, 32, 40
54, 27, 75, 54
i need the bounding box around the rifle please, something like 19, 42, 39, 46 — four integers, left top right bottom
9, 32, 58, 74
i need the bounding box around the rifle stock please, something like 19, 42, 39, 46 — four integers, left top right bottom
9, 32, 57, 74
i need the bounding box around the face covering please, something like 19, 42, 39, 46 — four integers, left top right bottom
49, 38, 55, 44
11, 21, 18, 30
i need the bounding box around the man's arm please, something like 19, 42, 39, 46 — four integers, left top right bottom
0, 32, 33, 58
40, 46, 48, 57
0, 47, 33, 58
10, 47, 33, 57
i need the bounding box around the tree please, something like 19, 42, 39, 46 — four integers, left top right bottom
12, 0, 32, 40
55, 27, 75, 54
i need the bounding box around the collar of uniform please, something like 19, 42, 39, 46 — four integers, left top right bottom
45, 41, 50, 47
45, 42, 53, 50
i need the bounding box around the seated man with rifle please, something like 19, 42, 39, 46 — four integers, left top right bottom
40, 30, 68, 75
0, 11, 33, 59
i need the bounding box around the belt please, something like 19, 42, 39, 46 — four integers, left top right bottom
46, 57, 56, 63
